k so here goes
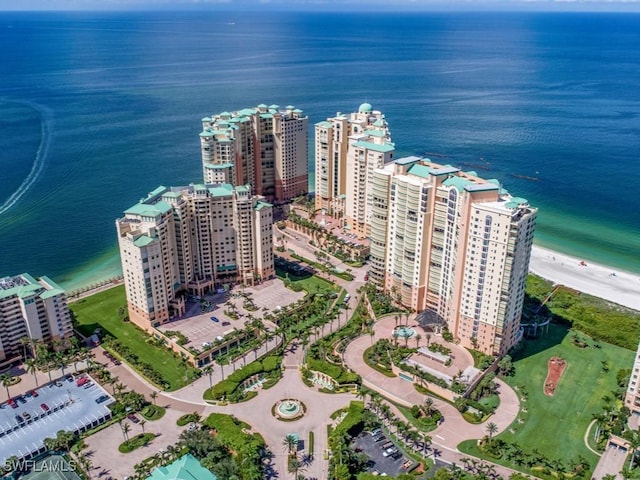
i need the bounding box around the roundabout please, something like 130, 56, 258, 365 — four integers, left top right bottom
273, 398, 306, 421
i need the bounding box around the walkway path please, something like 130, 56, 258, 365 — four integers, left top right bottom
343, 314, 520, 451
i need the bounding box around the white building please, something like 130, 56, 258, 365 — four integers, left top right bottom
116, 184, 274, 331
0, 274, 73, 364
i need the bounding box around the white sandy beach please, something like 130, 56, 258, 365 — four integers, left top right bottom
529, 245, 640, 312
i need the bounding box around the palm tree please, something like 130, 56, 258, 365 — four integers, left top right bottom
414, 334, 422, 349
287, 454, 305, 479
121, 422, 131, 441
627, 430, 640, 469
149, 391, 158, 405
140, 419, 146, 434
203, 366, 214, 389
25, 358, 39, 387
0, 374, 12, 399
486, 422, 498, 441
19, 336, 32, 360
216, 358, 226, 381
426, 333, 432, 346
283, 434, 298, 456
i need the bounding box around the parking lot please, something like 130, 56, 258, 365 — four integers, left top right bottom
354, 430, 416, 477
0, 374, 113, 463
158, 279, 305, 351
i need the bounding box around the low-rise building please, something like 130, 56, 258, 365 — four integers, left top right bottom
0, 274, 73, 364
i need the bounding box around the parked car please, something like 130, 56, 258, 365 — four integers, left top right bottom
127, 414, 139, 424
210, 316, 219, 323
16, 396, 26, 404
383, 448, 398, 457
14, 415, 23, 423
95, 395, 109, 404
30, 390, 38, 397
221, 321, 230, 326
41, 403, 50, 411
22, 412, 31, 420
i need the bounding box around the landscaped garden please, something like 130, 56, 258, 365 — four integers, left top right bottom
459, 323, 634, 477
70, 286, 199, 390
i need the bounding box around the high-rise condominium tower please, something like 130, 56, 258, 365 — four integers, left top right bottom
625, 342, 640, 415
314, 103, 394, 238
369, 157, 537, 355
116, 184, 274, 331
0, 274, 73, 363
200, 104, 308, 203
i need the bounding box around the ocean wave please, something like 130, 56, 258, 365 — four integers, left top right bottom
0, 101, 51, 216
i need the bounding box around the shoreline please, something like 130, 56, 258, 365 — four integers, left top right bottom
529, 245, 640, 312
59, 244, 640, 313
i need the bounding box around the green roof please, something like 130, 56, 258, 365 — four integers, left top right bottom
315, 121, 333, 128
162, 191, 182, 199
238, 108, 256, 116
208, 184, 234, 198
259, 113, 273, 119
124, 200, 172, 218
255, 200, 272, 211
236, 185, 250, 193
353, 140, 395, 153
147, 454, 217, 480
39, 288, 65, 299
407, 163, 433, 179
0, 274, 44, 300
442, 176, 474, 193
204, 162, 234, 170
359, 102, 373, 113
269, 104, 279, 109
367, 129, 387, 138
133, 235, 155, 248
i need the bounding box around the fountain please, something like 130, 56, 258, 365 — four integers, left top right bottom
273, 399, 305, 421
394, 326, 416, 338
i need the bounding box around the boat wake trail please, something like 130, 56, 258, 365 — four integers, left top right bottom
0, 102, 51, 216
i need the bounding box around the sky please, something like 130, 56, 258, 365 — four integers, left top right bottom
1, 0, 640, 11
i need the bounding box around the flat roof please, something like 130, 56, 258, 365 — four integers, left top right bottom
352, 140, 395, 153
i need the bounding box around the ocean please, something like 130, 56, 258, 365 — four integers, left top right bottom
0, 11, 638, 290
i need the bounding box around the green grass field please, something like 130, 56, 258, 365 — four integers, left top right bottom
461, 323, 633, 471
70, 286, 198, 390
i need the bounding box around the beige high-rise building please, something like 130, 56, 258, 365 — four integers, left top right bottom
314, 103, 394, 237
0, 274, 73, 364
116, 184, 274, 331
200, 104, 308, 203
625, 342, 640, 414
370, 157, 537, 355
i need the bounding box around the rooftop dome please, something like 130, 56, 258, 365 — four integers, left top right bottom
358, 102, 373, 113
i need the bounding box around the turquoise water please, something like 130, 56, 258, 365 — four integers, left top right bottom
0, 11, 638, 289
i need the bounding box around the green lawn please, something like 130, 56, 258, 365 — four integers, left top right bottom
460, 324, 633, 471
70, 286, 198, 391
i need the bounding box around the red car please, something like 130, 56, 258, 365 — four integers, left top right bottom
41, 403, 49, 412
76, 377, 89, 387
30, 390, 38, 397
